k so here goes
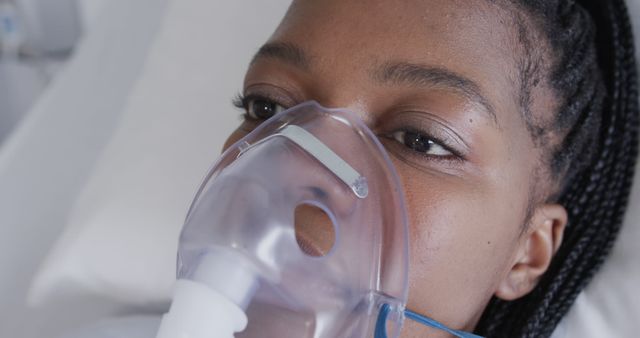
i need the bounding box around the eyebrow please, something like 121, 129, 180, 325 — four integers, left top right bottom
251, 43, 498, 126
252, 42, 311, 70
375, 62, 498, 125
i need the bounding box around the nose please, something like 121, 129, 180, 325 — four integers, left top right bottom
310, 93, 376, 129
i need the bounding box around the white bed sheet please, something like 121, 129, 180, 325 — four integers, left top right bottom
55, 316, 161, 338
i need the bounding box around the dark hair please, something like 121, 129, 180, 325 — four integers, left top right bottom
475, 0, 639, 337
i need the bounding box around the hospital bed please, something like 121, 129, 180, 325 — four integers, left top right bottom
0, 0, 638, 337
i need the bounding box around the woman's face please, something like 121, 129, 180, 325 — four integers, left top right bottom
225, 0, 565, 336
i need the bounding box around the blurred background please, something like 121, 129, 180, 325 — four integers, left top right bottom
0, 1, 638, 337
0, 0, 83, 144
0, 0, 291, 337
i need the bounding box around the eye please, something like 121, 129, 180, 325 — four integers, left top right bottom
236, 95, 286, 121
391, 130, 453, 157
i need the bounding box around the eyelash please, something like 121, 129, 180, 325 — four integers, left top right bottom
232, 93, 463, 161
394, 128, 459, 155
382, 129, 463, 163
233, 93, 287, 121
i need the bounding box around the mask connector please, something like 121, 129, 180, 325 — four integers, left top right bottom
157, 251, 258, 338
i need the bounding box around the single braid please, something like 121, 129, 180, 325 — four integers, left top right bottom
475, 0, 639, 337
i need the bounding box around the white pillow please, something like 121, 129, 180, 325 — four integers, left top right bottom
29, 0, 292, 308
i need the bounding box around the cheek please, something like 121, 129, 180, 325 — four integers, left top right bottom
222, 128, 249, 152
399, 166, 525, 326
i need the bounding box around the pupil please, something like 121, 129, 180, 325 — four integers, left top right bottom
253, 100, 276, 119
404, 131, 432, 153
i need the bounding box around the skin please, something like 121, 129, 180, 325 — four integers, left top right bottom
224, 0, 568, 336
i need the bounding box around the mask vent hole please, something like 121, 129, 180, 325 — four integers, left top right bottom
294, 203, 336, 257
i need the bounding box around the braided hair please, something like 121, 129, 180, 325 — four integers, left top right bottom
475, 0, 639, 337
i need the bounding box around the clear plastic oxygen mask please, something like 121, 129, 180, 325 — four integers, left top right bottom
156, 101, 483, 338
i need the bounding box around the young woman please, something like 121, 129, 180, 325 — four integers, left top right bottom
225, 0, 638, 336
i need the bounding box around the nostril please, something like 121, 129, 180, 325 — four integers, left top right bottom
308, 186, 328, 200
302, 179, 359, 218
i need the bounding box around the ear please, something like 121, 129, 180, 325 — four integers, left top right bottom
495, 204, 568, 301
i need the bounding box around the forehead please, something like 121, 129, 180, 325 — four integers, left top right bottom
267, 0, 523, 127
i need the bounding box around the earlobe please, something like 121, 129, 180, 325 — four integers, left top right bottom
495, 204, 568, 301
